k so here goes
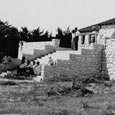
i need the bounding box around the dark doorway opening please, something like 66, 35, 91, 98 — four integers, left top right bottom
75, 36, 79, 50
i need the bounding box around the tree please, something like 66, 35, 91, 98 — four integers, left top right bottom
56, 27, 64, 39
31, 27, 44, 41
64, 26, 71, 35
56, 27, 72, 48
19, 27, 30, 41
7, 27, 20, 57
63, 26, 72, 48
49, 32, 53, 41
0, 20, 11, 39
0, 20, 20, 58
42, 31, 50, 41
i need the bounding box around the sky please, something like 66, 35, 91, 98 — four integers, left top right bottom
0, 0, 115, 35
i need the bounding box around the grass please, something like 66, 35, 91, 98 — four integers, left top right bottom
0, 81, 115, 115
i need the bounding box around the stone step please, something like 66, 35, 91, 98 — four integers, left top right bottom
37, 50, 81, 65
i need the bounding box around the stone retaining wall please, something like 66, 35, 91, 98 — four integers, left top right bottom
103, 39, 115, 80
18, 39, 60, 60
44, 44, 104, 81
42, 26, 115, 81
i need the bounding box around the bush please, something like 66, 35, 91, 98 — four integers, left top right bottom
0, 52, 6, 63
72, 75, 101, 89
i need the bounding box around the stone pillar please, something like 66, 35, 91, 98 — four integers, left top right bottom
18, 41, 25, 60
52, 39, 60, 47
85, 34, 90, 45
41, 64, 45, 80
78, 35, 82, 48
18, 42, 23, 59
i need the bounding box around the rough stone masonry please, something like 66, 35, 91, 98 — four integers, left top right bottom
44, 25, 115, 81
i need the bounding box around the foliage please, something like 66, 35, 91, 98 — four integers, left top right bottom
72, 75, 102, 90
19, 26, 52, 42
0, 19, 72, 58
56, 27, 72, 48
0, 20, 53, 58
0, 20, 20, 58
19, 27, 30, 41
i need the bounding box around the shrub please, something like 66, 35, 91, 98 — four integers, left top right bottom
0, 52, 6, 63
72, 75, 101, 89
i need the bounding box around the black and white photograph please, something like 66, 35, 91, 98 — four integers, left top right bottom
0, 0, 115, 114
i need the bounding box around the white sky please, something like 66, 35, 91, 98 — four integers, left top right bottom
0, 0, 115, 34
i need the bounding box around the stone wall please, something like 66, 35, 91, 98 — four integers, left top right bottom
103, 39, 115, 80
44, 44, 103, 81
97, 25, 115, 45
17, 25, 115, 81
18, 39, 60, 60
43, 25, 115, 81
96, 26, 115, 80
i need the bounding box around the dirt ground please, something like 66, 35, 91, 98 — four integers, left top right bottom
0, 81, 115, 115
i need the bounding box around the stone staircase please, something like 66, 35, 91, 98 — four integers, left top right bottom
18, 40, 59, 60
43, 44, 104, 82
22, 44, 56, 60
36, 49, 81, 65
32, 48, 81, 82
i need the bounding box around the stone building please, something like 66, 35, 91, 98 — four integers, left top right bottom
78, 18, 115, 49
43, 18, 115, 81
18, 18, 115, 81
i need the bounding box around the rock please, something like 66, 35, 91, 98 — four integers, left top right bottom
33, 75, 43, 82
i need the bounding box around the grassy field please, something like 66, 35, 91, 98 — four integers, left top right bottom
0, 81, 115, 115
